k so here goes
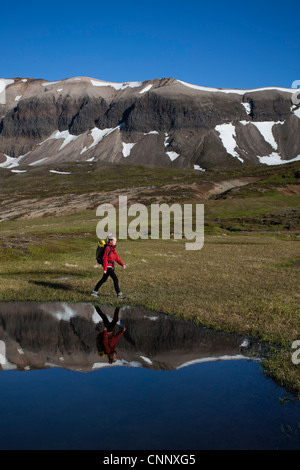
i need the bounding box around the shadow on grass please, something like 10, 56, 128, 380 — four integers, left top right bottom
28, 279, 93, 297
29, 280, 72, 291
3, 270, 89, 278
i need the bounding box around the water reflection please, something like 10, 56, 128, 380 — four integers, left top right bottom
1, 302, 300, 451
95, 306, 126, 363
0, 302, 263, 372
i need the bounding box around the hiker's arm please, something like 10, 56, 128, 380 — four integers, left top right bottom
115, 253, 125, 268
114, 328, 125, 343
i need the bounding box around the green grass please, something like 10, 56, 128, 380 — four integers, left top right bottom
0, 220, 299, 392
0, 160, 299, 394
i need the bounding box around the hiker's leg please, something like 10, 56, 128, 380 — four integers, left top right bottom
110, 307, 120, 330
94, 306, 111, 329
108, 269, 120, 294
94, 272, 109, 291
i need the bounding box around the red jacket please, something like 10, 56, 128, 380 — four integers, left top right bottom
102, 242, 124, 271
103, 328, 124, 354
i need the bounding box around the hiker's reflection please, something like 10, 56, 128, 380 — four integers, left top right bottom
95, 306, 126, 364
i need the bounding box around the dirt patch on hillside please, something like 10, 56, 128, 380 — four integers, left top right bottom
277, 184, 300, 195
0, 177, 263, 222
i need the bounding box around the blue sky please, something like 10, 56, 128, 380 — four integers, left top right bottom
1, 0, 299, 89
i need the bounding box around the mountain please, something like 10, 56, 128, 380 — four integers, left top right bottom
0, 76, 300, 171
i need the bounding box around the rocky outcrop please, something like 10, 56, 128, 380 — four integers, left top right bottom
0, 76, 299, 170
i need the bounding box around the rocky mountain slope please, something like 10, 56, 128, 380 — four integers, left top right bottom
0, 76, 299, 171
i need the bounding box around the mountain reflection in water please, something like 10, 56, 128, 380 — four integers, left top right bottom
0, 302, 262, 372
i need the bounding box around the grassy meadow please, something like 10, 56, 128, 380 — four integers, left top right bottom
0, 161, 299, 393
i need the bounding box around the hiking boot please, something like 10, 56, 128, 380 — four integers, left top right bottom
117, 292, 125, 299
91, 290, 99, 297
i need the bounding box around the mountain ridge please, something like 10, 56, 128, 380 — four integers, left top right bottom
0, 76, 299, 171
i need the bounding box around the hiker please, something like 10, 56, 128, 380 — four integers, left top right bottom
91, 235, 126, 298
95, 306, 126, 363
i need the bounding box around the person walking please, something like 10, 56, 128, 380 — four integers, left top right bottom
91, 235, 126, 298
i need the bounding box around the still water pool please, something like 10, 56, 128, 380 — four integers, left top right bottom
0, 302, 299, 450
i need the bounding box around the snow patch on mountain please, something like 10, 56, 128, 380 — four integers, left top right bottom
0, 153, 27, 168
194, 165, 205, 171
49, 170, 71, 175
39, 130, 80, 150
81, 125, 122, 154
91, 79, 142, 91
250, 121, 284, 150
140, 84, 153, 94
144, 131, 159, 135
166, 151, 179, 161
0, 79, 14, 92
215, 123, 243, 162
29, 157, 48, 166
42, 81, 61, 87
164, 133, 170, 147
257, 153, 300, 165
242, 102, 251, 114
122, 142, 136, 157
177, 79, 296, 95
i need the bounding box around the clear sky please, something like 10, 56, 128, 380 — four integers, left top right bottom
0, 0, 299, 90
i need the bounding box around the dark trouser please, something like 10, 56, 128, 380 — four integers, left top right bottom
94, 306, 120, 332
94, 268, 120, 294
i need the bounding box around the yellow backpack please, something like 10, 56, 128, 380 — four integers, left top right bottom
96, 239, 107, 265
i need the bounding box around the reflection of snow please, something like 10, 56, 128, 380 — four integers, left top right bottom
0, 340, 17, 370
92, 359, 142, 369
176, 354, 256, 369
47, 303, 78, 322
140, 356, 152, 364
